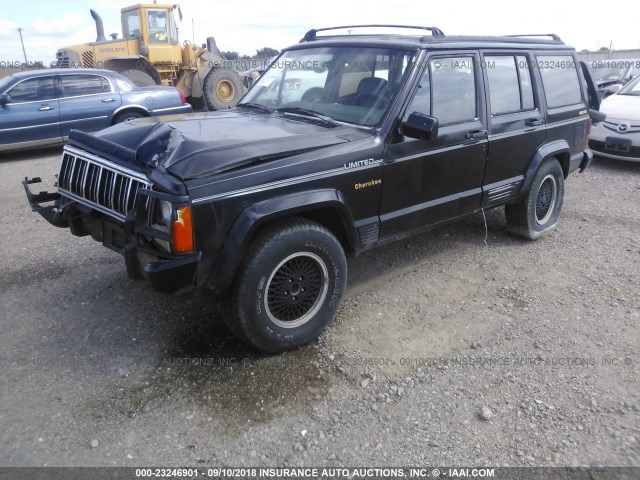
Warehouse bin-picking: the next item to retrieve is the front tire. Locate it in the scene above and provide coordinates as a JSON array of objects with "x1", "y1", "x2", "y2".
[
  {"x1": 505, "y1": 158, "x2": 564, "y2": 240},
  {"x1": 225, "y1": 218, "x2": 347, "y2": 353},
  {"x1": 203, "y1": 68, "x2": 243, "y2": 110}
]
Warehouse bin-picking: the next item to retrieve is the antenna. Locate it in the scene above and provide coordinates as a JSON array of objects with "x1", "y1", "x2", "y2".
[{"x1": 17, "y1": 28, "x2": 28, "y2": 65}]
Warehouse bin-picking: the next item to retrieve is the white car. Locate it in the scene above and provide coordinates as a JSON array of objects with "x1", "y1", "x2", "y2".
[{"x1": 590, "y1": 74, "x2": 640, "y2": 161}]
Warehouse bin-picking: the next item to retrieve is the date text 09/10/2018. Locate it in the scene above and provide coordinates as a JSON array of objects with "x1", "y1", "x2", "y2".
[{"x1": 134, "y1": 467, "x2": 497, "y2": 478}]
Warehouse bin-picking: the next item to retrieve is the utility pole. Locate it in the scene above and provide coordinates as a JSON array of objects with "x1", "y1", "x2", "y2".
[{"x1": 17, "y1": 28, "x2": 28, "y2": 65}]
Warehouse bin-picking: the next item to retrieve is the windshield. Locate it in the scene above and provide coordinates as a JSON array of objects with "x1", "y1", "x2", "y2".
[
  {"x1": 618, "y1": 75, "x2": 640, "y2": 96},
  {"x1": 240, "y1": 46, "x2": 417, "y2": 127},
  {"x1": 122, "y1": 9, "x2": 141, "y2": 38},
  {"x1": 0, "y1": 76, "x2": 16, "y2": 93},
  {"x1": 588, "y1": 60, "x2": 639, "y2": 83},
  {"x1": 592, "y1": 66, "x2": 628, "y2": 82}
]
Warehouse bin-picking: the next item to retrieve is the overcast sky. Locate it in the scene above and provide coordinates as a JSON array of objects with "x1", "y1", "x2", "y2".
[{"x1": 1, "y1": 0, "x2": 638, "y2": 64}]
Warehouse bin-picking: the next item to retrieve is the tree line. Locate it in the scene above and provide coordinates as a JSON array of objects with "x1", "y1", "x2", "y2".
[{"x1": 221, "y1": 47, "x2": 280, "y2": 60}]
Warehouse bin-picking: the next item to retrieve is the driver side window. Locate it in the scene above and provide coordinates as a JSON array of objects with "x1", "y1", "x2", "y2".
[
  {"x1": 405, "y1": 68, "x2": 431, "y2": 118},
  {"x1": 7, "y1": 77, "x2": 55, "y2": 103},
  {"x1": 405, "y1": 56, "x2": 477, "y2": 126}
]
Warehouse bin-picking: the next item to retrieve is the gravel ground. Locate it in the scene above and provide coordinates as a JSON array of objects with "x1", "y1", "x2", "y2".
[{"x1": 0, "y1": 148, "x2": 639, "y2": 468}]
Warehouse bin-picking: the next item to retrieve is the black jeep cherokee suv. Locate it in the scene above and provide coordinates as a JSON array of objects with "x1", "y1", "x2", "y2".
[{"x1": 24, "y1": 25, "x2": 602, "y2": 352}]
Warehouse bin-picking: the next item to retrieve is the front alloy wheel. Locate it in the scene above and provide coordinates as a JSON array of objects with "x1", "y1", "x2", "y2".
[{"x1": 265, "y1": 252, "x2": 329, "y2": 329}]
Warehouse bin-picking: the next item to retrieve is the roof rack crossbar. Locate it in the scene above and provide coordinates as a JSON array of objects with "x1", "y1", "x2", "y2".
[
  {"x1": 301, "y1": 25, "x2": 445, "y2": 42},
  {"x1": 504, "y1": 33, "x2": 563, "y2": 42}
]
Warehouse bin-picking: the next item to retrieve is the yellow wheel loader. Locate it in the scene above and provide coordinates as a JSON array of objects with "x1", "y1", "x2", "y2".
[{"x1": 56, "y1": 3, "x2": 243, "y2": 110}]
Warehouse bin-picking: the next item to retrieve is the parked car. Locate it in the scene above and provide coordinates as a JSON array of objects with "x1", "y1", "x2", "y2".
[
  {"x1": 589, "y1": 74, "x2": 640, "y2": 161},
  {"x1": 588, "y1": 59, "x2": 640, "y2": 100},
  {"x1": 24, "y1": 26, "x2": 601, "y2": 353},
  {"x1": 0, "y1": 68, "x2": 192, "y2": 152}
]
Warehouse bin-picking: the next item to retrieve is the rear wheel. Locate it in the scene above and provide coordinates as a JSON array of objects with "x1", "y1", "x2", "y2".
[
  {"x1": 225, "y1": 218, "x2": 347, "y2": 353},
  {"x1": 203, "y1": 68, "x2": 243, "y2": 110},
  {"x1": 119, "y1": 69, "x2": 157, "y2": 87},
  {"x1": 505, "y1": 158, "x2": 564, "y2": 240},
  {"x1": 113, "y1": 110, "x2": 145, "y2": 124}
]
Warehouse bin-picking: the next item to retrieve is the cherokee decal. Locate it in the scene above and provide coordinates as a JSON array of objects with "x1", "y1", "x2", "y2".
[{"x1": 355, "y1": 179, "x2": 382, "y2": 190}]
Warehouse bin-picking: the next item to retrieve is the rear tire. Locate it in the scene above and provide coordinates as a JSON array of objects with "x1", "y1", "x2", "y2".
[
  {"x1": 505, "y1": 158, "x2": 564, "y2": 240},
  {"x1": 119, "y1": 69, "x2": 157, "y2": 87},
  {"x1": 225, "y1": 218, "x2": 347, "y2": 353},
  {"x1": 113, "y1": 111, "x2": 145, "y2": 124},
  {"x1": 203, "y1": 68, "x2": 243, "y2": 110}
]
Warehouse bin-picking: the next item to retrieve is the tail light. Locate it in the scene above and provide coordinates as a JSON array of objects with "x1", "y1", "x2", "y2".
[{"x1": 176, "y1": 87, "x2": 187, "y2": 104}]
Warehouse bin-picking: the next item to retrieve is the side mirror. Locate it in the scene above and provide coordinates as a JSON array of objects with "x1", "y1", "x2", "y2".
[
  {"x1": 589, "y1": 109, "x2": 606, "y2": 123},
  {"x1": 401, "y1": 112, "x2": 438, "y2": 141},
  {"x1": 0, "y1": 94, "x2": 11, "y2": 106}
]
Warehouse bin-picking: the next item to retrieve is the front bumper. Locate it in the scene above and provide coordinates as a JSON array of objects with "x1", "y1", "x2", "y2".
[
  {"x1": 23, "y1": 177, "x2": 201, "y2": 294},
  {"x1": 589, "y1": 139, "x2": 640, "y2": 161},
  {"x1": 589, "y1": 121, "x2": 640, "y2": 161}
]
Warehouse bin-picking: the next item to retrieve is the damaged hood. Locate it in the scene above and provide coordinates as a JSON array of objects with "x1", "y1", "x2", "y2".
[{"x1": 70, "y1": 111, "x2": 370, "y2": 180}]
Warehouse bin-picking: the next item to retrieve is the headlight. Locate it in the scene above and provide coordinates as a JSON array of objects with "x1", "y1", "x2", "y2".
[{"x1": 153, "y1": 200, "x2": 173, "y2": 228}]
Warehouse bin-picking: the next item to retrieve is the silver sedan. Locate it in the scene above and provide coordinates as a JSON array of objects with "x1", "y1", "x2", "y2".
[{"x1": 589, "y1": 74, "x2": 640, "y2": 162}]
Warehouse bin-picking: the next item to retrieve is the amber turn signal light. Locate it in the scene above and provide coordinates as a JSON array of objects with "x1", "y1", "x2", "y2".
[{"x1": 172, "y1": 206, "x2": 194, "y2": 253}]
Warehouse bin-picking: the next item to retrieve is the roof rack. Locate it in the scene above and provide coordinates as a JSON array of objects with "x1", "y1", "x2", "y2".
[
  {"x1": 301, "y1": 25, "x2": 445, "y2": 42},
  {"x1": 504, "y1": 33, "x2": 563, "y2": 43}
]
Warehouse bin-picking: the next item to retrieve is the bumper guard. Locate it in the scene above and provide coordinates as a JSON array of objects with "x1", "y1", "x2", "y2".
[{"x1": 22, "y1": 177, "x2": 68, "y2": 228}]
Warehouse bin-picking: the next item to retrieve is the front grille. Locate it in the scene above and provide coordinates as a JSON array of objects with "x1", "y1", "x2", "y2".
[
  {"x1": 56, "y1": 57, "x2": 70, "y2": 68},
  {"x1": 602, "y1": 121, "x2": 640, "y2": 134},
  {"x1": 57, "y1": 147, "x2": 150, "y2": 221}
]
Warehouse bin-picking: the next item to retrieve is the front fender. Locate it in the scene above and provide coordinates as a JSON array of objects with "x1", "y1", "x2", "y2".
[{"x1": 204, "y1": 189, "x2": 356, "y2": 292}]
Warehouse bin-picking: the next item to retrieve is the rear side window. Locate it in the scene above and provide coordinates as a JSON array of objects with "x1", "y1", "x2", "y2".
[
  {"x1": 518, "y1": 56, "x2": 535, "y2": 110},
  {"x1": 61, "y1": 75, "x2": 112, "y2": 97},
  {"x1": 485, "y1": 55, "x2": 535, "y2": 115},
  {"x1": 537, "y1": 55, "x2": 582, "y2": 108},
  {"x1": 7, "y1": 77, "x2": 55, "y2": 103}
]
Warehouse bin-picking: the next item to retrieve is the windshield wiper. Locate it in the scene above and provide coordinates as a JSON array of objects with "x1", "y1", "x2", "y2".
[
  {"x1": 236, "y1": 102, "x2": 273, "y2": 113},
  {"x1": 276, "y1": 107, "x2": 338, "y2": 127}
]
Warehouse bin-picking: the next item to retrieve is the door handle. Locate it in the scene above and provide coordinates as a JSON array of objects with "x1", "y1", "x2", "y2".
[
  {"x1": 465, "y1": 130, "x2": 487, "y2": 139},
  {"x1": 38, "y1": 105, "x2": 54, "y2": 111},
  {"x1": 102, "y1": 98, "x2": 116, "y2": 103},
  {"x1": 525, "y1": 118, "x2": 544, "y2": 126}
]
